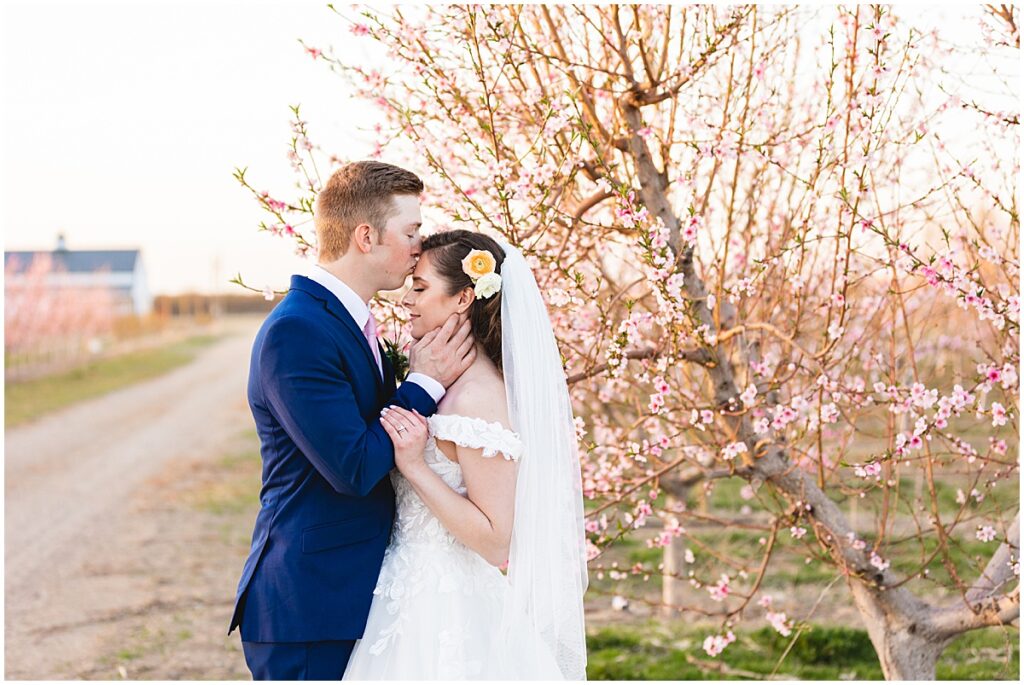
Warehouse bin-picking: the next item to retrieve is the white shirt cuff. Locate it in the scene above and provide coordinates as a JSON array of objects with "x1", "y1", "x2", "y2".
[{"x1": 405, "y1": 373, "x2": 446, "y2": 403}]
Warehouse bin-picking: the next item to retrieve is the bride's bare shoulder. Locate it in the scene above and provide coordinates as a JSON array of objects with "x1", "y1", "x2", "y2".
[{"x1": 438, "y1": 368, "x2": 511, "y2": 430}]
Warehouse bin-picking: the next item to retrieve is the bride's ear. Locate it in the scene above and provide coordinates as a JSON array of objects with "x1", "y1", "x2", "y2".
[{"x1": 455, "y1": 287, "x2": 474, "y2": 314}]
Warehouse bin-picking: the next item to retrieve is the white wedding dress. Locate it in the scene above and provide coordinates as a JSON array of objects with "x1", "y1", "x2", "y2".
[{"x1": 343, "y1": 413, "x2": 564, "y2": 680}]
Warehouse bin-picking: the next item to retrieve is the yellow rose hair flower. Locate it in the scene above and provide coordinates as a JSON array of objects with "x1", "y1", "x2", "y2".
[
  {"x1": 460, "y1": 248, "x2": 501, "y2": 299},
  {"x1": 462, "y1": 249, "x2": 497, "y2": 280}
]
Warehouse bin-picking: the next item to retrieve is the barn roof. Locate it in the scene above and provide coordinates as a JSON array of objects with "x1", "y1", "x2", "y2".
[{"x1": 4, "y1": 249, "x2": 140, "y2": 274}]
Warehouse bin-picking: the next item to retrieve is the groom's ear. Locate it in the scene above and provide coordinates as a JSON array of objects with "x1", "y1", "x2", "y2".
[{"x1": 352, "y1": 223, "x2": 376, "y2": 254}]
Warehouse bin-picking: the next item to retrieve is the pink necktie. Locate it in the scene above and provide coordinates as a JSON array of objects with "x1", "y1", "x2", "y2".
[{"x1": 363, "y1": 314, "x2": 382, "y2": 377}]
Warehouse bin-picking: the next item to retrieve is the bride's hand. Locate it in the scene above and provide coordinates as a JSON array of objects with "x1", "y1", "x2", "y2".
[{"x1": 380, "y1": 406, "x2": 430, "y2": 476}]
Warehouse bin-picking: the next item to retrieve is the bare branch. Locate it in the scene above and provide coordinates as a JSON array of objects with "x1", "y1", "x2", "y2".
[{"x1": 566, "y1": 346, "x2": 711, "y2": 385}]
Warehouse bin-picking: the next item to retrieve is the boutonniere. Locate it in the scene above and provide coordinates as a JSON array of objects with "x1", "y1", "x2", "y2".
[{"x1": 381, "y1": 337, "x2": 409, "y2": 382}]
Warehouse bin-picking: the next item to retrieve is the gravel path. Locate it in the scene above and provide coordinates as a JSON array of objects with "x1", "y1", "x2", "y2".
[{"x1": 4, "y1": 319, "x2": 260, "y2": 679}]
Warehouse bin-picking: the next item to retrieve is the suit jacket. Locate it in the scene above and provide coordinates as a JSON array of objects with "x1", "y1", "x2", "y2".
[{"x1": 229, "y1": 275, "x2": 437, "y2": 642}]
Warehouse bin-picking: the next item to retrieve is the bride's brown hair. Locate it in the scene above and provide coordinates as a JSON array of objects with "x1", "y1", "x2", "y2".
[{"x1": 420, "y1": 230, "x2": 506, "y2": 373}]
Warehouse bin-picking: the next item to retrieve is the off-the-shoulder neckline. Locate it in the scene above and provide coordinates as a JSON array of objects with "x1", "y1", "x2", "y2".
[
  {"x1": 429, "y1": 413, "x2": 518, "y2": 437},
  {"x1": 428, "y1": 413, "x2": 523, "y2": 462}
]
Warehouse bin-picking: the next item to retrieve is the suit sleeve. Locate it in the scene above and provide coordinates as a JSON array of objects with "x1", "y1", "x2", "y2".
[{"x1": 260, "y1": 315, "x2": 437, "y2": 497}]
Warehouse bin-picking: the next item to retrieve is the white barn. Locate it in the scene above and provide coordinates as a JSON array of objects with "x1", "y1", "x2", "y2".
[{"x1": 5, "y1": 235, "x2": 152, "y2": 316}]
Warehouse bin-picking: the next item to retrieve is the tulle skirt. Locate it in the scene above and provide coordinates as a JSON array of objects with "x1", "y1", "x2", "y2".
[{"x1": 343, "y1": 539, "x2": 563, "y2": 680}]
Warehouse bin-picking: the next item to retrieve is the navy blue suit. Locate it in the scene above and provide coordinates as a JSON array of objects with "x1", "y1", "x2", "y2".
[{"x1": 229, "y1": 275, "x2": 437, "y2": 678}]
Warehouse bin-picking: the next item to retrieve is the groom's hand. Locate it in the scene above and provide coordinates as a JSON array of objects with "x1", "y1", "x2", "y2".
[{"x1": 408, "y1": 313, "x2": 475, "y2": 388}]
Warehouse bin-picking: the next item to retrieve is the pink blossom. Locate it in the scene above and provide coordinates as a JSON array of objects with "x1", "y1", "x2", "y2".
[
  {"x1": 991, "y1": 402, "x2": 1007, "y2": 427},
  {"x1": 766, "y1": 610, "x2": 793, "y2": 636},
  {"x1": 854, "y1": 461, "x2": 882, "y2": 479},
  {"x1": 976, "y1": 525, "x2": 998, "y2": 543},
  {"x1": 721, "y1": 441, "x2": 748, "y2": 461},
  {"x1": 708, "y1": 574, "x2": 731, "y2": 601},
  {"x1": 702, "y1": 631, "x2": 736, "y2": 657},
  {"x1": 869, "y1": 553, "x2": 890, "y2": 572}
]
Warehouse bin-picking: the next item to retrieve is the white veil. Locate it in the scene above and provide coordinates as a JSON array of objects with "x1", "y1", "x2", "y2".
[{"x1": 497, "y1": 240, "x2": 589, "y2": 680}]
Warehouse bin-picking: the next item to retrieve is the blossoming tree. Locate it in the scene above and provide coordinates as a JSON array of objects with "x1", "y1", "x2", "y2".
[
  {"x1": 5, "y1": 254, "x2": 116, "y2": 374},
  {"x1": 239, "y1": 4, "x2": 1019, "y2": 679}
]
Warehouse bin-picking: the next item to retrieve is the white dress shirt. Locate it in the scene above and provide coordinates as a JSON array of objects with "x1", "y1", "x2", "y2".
[{"x1": 303, "y1": 264, "x2": 446, "y2": 403}]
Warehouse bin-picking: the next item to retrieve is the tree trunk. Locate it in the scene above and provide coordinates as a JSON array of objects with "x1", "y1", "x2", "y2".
[
  {"x1": 662, "y1": 494, "x2": 687, "y2": 616},
  {"x1": 848, "y1": 581, "x2": 953, "y2": 679}
]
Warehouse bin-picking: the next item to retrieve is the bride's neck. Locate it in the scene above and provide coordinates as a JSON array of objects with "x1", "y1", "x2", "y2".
[{"x1": 458, "y1": 344, "x2": 500, "y2": 381}]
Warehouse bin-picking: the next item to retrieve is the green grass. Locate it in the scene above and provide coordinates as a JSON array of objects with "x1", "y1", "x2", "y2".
[
  {"x1": 887, "y1": 533, "x2": 1001, "y2": 586},
  {"x1": 596, "y1": 529, "x2": 1007, "y2": 606},
  {"x1": 938, "y1": 627, "x2": 1021, "y2": 680},
  {"x1": 689, "y1": 472, "x2": 1016, "y2": 519},
  {"x1": 586, "y1": 621, "x2": 1019, "y2": 680},
  {"x1": 5, "y1": 334, "x2": 220, "y2": 428}
]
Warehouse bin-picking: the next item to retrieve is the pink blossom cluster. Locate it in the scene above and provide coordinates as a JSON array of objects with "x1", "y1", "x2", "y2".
[
  {"x1": 720, "y1": 441, "x2": 748, "y2": 462},
  {"x1": 648, "y1": 375, "x2": 671, "y2": 415},
  {"x1": 647, "y1": 517, "x2": 685, "y2": 549},
  {"x1": 707, "y1": 573, "x2": 731, "y2": 601},
  {"x1": 853, "y1": 461, "x2": 883, "y2": 480},
  {"x1": 766, "y1": 610, "x2": 793, "y2": 637},
  {"x1": 702, "y1": 630, "x2": 736, "y2": 657}
]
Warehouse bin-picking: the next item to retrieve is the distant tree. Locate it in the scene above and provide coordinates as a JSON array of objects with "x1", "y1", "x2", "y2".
[{"x1": 5, "y1": 254, "x2": 116, "y2": 368}]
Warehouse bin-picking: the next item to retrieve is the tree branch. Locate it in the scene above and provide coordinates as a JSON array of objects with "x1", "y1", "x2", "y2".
[
  {"x1": 927, "y1": 514, "x2": 1021, "y2": 638},
  {"x1": 566, "y1": 346, "x2": 711, "y2": 385},
  {"x1": 930, "y1": 587, "x2": 1020, "y2": 637}
]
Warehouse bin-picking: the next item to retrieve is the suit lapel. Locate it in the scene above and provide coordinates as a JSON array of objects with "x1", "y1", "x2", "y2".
[{"x1": 290, "y1": 275, "x2": 383, "y2": 389}]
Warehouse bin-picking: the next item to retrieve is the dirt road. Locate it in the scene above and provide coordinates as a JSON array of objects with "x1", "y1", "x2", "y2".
[{"x1": 5, "y1": 318, "x2": 261, "y2": 679}]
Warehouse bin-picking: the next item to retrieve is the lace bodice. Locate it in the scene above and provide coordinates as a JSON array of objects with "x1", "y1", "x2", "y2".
[{"x1": 389, "y1": 413, "x2": 522, "y2": 549}]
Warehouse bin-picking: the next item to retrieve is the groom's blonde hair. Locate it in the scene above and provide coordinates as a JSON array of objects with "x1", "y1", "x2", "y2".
[{"x1": 314, "y1": 161, "x2": 424, "y2": 261}]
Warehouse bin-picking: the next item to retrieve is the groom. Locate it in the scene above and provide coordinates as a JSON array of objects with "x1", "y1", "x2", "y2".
[{"x1": 228, "y1": 161, "x2": 475, "y2": 679}]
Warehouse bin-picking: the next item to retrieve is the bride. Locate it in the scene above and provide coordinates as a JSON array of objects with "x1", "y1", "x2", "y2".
[{"x1": 343, "y1": 230, "x2": 588, "y2": 680}]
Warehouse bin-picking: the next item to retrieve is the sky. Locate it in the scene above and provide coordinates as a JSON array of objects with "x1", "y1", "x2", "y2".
[
  {"x1": 2, "y1": 1, "x2": 381, "y2": 295},
  {"x1": 2, "y1": 3, "x2": 1014, "y2": 295}
]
